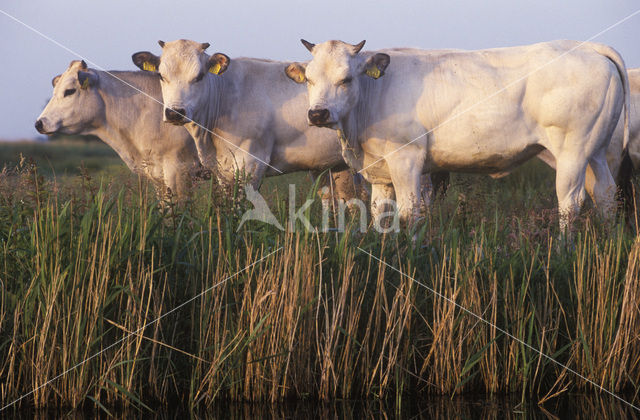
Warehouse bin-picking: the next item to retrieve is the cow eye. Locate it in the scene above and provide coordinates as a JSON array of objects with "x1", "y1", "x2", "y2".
[
  {"x1": 158, "y1": 73, "x2": 165, "y2": 82},
  {"x1": 339, "y1": 77, "x2": 353, "y2": 85},
  {"x1": 306, "y1": 78, "x2": 315, "y2": 86},
  {"x1": 193, "y1": 72, "x2": 205, "y2": 83},
  {"x1": 64, "y1": 88, "x2": 76, "y2": 97}
]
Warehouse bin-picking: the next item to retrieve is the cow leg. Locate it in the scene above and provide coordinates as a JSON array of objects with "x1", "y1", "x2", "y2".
[
  {"x1": 581, "y1": 164, "x2": 597, "y2": 206},
  {"x1": 186, "y1": 124, "x2": 217, "y2": 170},
  {"x1": 246, "y1": 160, "x2": 267, "y2": 190},
  {"x1": 319, "y1": 170, "x2": 370, "y2": 204},
  {"x1": 539, "y1": 145, "x2": 612, "y2": 210},
  {"x1": 586, "y1": 149, "x2": 617, "y2": 220},
  {"x1": 371, "y1": 183, "x2": 395, "y2": 225},
  {"x1": 251, "y1": 168, "x2": 265, "y2": 190},
  {"x1": 430, "y1": 171, "x2": 450, "y2": 199},
  {"x1": 312, "y1": 171, "x2": 331, "y2": 205},
  {"x1": 164, "y1": 171, "x2": 179, "y2": 201},
  {"x1": 376, "y1": 145, "x2": 424, "y2": 226},
  {"x1": 172, "y1": 165, "x2": 196, "y2": 201},
  {"x1": 330, "y1": 169, "x2": 357, "y2": 203},
  {"x1": 329, "y1": 170, "x2": 346, "y2": 202},
  {"x1": 555, "y1": 156, "x2": 588, "y2": 234},
  {"x1": 313, "y1": 169, "x2": 354, "y2": 213},
  {"x1": 160, "y1": 160, "x2": 182, "y2": 201},
  {"x1": 389, "y1": 167, "x2": 422, "y2": 226},
  {"x1": 419, "y1": 174, "x2": 437, "y2": 211},
  {"x1": 353, "y1": 172, "x2": 371, "y2": 202}
]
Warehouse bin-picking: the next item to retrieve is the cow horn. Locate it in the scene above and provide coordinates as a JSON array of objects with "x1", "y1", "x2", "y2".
[
  {"x1": 301, "y1": 39, "x2": 315, "y2": 53},
  {"x1": 352, "y1": 40, "x2": 366, "y2": 54}
]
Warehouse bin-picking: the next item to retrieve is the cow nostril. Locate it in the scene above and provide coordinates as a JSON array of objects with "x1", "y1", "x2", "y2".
[
  {"x1": 165, "y1": 108, "x2": 185, "y2": 122},
  {"x1": 308, "y1": 109, "x2": 330, "y2": 124},
  {"x1": 35, "y1": 119, "x2": 44, "y2": 133}
]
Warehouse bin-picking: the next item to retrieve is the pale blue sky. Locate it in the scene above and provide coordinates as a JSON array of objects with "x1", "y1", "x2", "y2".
[{"x1": 0, "y1": 0, "x2": 638, "y2": 139}]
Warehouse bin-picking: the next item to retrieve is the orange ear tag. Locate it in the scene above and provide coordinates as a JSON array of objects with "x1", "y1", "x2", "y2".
[
  {"x1": 209, "y1": 63, "x2": 222, "y2": 75},
  {"x1": 366, "y1": 65, "x2": 381, "y2": 79},
  {"x1": 142, "y1": 62, "x2": 156, "y2": 72}
]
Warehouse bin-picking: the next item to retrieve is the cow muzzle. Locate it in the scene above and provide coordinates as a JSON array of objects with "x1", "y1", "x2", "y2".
[
  {"x1": 35, "y1": 118, "x2": 56, "y2": 135},
  {"x1": 164, "y1": 107, "x2": 187, "y2": 125},
  {"x1": 308, "y1": 108, "x2": 332, "y2": 127},
  {"x1": 35, "y1": 119, "x2": 46, "y2": 134}
]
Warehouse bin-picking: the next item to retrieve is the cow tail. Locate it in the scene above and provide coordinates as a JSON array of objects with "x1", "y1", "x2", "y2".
[
  {"x1": 617, "y1": 148, "x2": 634, "y2": 217},
  {"x1": 591, "y1": 43, "x2": 633, "y2": 211}
]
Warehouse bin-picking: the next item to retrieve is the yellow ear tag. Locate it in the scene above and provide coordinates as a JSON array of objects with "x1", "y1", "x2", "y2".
[
  {"x1": 81, "y1": 77, "x2": 90, "y2": 89},
  {"x1": 366, "y1": 65, "x2": 381, "y2": 79},
  {"x1": 142, "y1": 62, "x2": 156, "y2": 72},
  {"x1": 296, "y1": 72, "x2": 305, "y2": 83},
  {"x1": 209, "y1": 63, "x2": 222, "y2": 75}
]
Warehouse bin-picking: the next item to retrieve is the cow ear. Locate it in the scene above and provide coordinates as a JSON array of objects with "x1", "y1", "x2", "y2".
[
  {"x1": 285, "y1": 62, "x2": 306, "y2": 84},
  {"x1": 132, "y1": 51, "x2": 160, "y2": 72},
  {"x1": 208, "y1": 53, "x2": 230, "y2": 75},
  {"x1": 77, "y1": 70, "x2": 98, "y2": 89},
  {"x1": 52, "y1": 75, "x2": 62, "y2": 87},
  {"x1": 362, "y1": 53, "x2": 390, "y2": 79}
]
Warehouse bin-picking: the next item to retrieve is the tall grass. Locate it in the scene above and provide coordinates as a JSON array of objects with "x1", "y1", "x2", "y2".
[{"x1": 0, "y1": 158, "x2": 640, "y2": 413}]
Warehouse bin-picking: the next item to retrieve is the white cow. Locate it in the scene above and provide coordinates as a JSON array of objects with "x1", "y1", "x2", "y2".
[
  {"x1": 589, "y1": 68, "x2": 639, "y2": 181},
  {"x1": 131, "y1": 40, "x2": 364, "y2": 203},
  {"x1": 626, "y1": 69, "x2": 640, "y2": 171},
  {"x1": 36, "y1": 60, "x2": 205, "y2": 200},
  {"x1": 286, "y1": 40, "x2": 629, "y2": 232},
  {"x1": 537, "y1": 68, "x2": 640, "y2": 195}
]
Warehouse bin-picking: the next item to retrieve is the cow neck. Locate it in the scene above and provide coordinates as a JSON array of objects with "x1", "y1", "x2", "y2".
[
  {"x1": 182, "y1": 73, "x2": 227, "y2": 173},
  {"x1": 198, "y1": 72, "x2": 226, "y2": 135},
  {"x1": 90, "y1": 70, "x2": 157, "y2": 172},
  {"x1": 338, "y1": 74, "x2": 378, "y2": 174},
  {"x1": 336, "y1": 125, "x2": 363, "y2": 173}
]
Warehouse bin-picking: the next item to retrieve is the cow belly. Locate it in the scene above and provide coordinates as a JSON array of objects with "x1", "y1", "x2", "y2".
[{"x1": 426, "y1": 142, "x2": 545, "y2": 173}]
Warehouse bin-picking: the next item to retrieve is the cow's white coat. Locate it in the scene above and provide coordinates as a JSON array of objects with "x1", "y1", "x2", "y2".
[
  {"x1": 136, "y1": 40, "x2": 352, "y2": 195},
  {"x1": 37, "y1": 60, "x2": 203, "y2": 199},
  {"x1": 290, "y1": 40, "x2": 629, "y2": 232}
]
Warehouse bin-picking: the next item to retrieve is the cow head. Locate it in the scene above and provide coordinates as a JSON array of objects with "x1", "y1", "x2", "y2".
[
  {"x1": 35, "y1": 60, "x2": 101, "y2": 135},
  {"x1": 132, "y1": 39, "x2": 229, "y2": 125},
  {"x1": 285, "y1": 39, "x2": 390, "y2": 128}
]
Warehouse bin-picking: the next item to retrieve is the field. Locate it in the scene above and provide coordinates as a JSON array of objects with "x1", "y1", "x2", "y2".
[{"x1": 1, "y1": 139, "x2": 640, "y2": 416}]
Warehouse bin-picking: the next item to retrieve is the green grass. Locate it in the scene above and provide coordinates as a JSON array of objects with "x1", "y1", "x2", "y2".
[
  {"x1": 1, "y1": 140, "x2": 640, "y2": 414},
  {"x1": 0, "y1": 138, "x2": 125, "y2": 178},
  {"x1": 0, "y1": 139, "x2": 312, "y2": 200}
]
